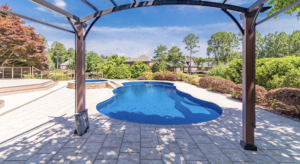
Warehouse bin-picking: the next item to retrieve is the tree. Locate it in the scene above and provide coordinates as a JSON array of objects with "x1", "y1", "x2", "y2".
[
  {"x1": 256, "y1": 31, "x2": 266, "y2": 59},
  {"x1": 183, "y1": 33, "x2": 200, "y2": 74},
  {"x1": 205, "y1": 57, "x2": 214, "y2": 68},
  {"x1": 48, "y1": 41, "x2": 66, "y2": 69},
  {"x1": 0, "y1": 4, "x2": 48, "y2": 69},
  {"x1": 100, "y1": 54, "x2": 108, "y2": 59},
  {"x1": 264, "y1": 32, "x2": 290, "y2": 58},
  {"x1": 86, "y1": 51, "x2": 104, "y2": 71},
  {"x1": 130, "y1": 61, "x2": 150, "y2": 78},
  {"x1": 193, "y1": 57, "x2": 205, "y2": 67},
  {"x1": 66, "y1": 48, "x2": 75, "y2": 60},
  {"x1": 153, "y1": 45, "x2": 168, "y2": 71},
  {"x1": 96, "y1": 54, "x2": 131, "y2": 79},
  {"x1": 268, "y1": 0, "x2": 300, "y2": 19},
  {"x1": 207, "y1": 32, "x2": 240, "y2": 64},
  {"x1": 168, "y1": 46, "x2": 185, "y2": 69},
  {"x1": 289, "y1": 30, "x2": 300, "y2": 56},
  {"x1": 67, "y1": 58, "x2": 75, "y2": 70}
]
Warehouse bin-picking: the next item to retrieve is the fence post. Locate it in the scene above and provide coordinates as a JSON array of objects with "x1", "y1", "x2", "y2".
[
  {"x1": 102, "y1": 70, "x2": 103, "y2": 79},
  {"x1": 21, "y1": 67, "x2": 23, "y2": 78},
  {"x1": 41, "y1": 71, "x2": 42, "y2": 79},
  {"x1": 55, "y1": 71, "x2": 57, "y2": 81},
  {"x1": 31, "y1": 66, "x2": 33, "y2": 79},
  {"x1": 12, "y1": 67, "x2": 13, "y2": 79},
  {"x1": 2, "y1": 67, "x2": 4, "y2": 79}
]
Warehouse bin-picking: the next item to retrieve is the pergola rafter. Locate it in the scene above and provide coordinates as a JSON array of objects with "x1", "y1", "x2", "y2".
[
  {"x1": 110, "y1": 0, "x2": 118, "y2": 7},
  {"x1": 0, "y1": 8, "x2": 75, "y2": 33},
  {"x1": 29, "y1": 0, "x2": 80, "y2": 22},
  {"x1": 80, "y1": 1, "x2": 271, "y2": 22},
  {"x1": 1, "y1": 0, "x2": 300, "y2": 151},
  {"x1": 81, "y1": 0, "x2": 99, "y2": 12}
]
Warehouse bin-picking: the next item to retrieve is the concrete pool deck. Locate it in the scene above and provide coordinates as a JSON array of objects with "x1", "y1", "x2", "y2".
[{"x1": 0, "y1": 80, "x2": 300, "y2": 164}]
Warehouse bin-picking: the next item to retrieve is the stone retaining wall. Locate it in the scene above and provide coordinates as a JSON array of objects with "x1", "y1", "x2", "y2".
[{"x1": 68, "y1": 82, "x2": 114, "y2": 89}]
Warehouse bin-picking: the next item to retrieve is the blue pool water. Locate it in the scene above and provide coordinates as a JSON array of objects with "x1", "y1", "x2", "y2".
[
  {"x1": 75, "y1": 79, "x2": 107, "y2": 83},
  {"x1": 96, "y1": 82, "x2": 222, "y2": 125}
]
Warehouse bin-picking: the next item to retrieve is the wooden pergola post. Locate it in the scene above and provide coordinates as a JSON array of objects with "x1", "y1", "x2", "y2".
[
  {"x1": 74, "y1": 22, "x2": 89, "y2": 136},
  {"x1": 240, "y1": 12, "x2": 257, "y2": 151},
  {"x1": 75, "y1": 23, "x2": 86, "y2": 114}
]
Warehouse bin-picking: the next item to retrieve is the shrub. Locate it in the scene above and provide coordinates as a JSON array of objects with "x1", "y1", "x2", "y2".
[
  {"x1": 136, "y1": 76, "x2": 145, "y2": 80},
  {"x1": 231, "y1": 90, "x2": 237, "y2": 98},
  {"x1": 191, "y1": 77, "x2": 201, "y2": 86},
  {"x1": 130, "y1": 61, "x2": 150, "y2": 78},
  {"x1": 201, "y1": 67, "x2": 206, "y2": 71},
  {"x1": 265, "y1": 88, "x2": 300, "y2": 117},
  {"x1": 211, "y1": 79, "x2": 236, "y2": 94},
  {"x1": 163, "y1": 71, "x2": 173, "y2": 75},
  {"x1": 207, "y1": 63, "x2": 228, "y2": 78},
  {"x1": 198, "y1": 76, "x2": 216, "y2": 88},
  {"x1": 185, "y1": 75, "x2": 198, "y2": 83},
  {"x1": 176, "y1": 73, "x2": 188, "y2": 81},
  {"x1": 266, "y1": 68, "x2": 300, "y2": 89},
  {"x1": 105, "y1": 64, "x2": 131, "y2": 79},
  {"x1": 165, "y1": 74, "x2": 177, "y2": 81},
  {"x1": 233, "y1": 84, "x2": 268, "y2": 104},
  {"x1": 154, "y1": 73, "x2": 165, "y2": 80},
  {"x1": 143, "y1": 72, "x2": 153, "y2": 80},
  {"x1": 224, "y1": 56, "x2": 300, "y2": 90}
]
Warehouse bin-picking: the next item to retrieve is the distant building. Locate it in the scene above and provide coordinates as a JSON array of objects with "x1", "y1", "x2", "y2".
[
  {"x1": 169, "y1": 57, "x2": 213, "y2": 73},
  {"x1": 60, "y1": 60, "x2": 69, "y2": 70},
  {"x1": 124, "y1": 55, "x2": 155, "y2": 66}
]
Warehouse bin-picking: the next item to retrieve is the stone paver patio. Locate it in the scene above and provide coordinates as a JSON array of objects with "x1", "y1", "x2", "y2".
[{"x1": 1, "y1": 81, "x2": 300, "y2": 164}]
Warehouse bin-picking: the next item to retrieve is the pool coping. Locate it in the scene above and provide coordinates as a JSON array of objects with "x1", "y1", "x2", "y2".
[{"x1": 88, "y1": 80, "x2": 232, "y2": 126}]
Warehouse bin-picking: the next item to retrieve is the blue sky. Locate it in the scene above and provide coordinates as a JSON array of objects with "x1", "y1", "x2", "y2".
[{"x1": 3, "y1": 0, "x2": 300, "y2": 58}]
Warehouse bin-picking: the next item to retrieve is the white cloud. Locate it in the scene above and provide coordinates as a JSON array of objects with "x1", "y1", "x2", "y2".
[
  {"x1": 54, "y1": 0, "x2": 67, "y2": 9},
  {"x1": 35, "y1": 0, "x2": 67, "y2": 18},
  {"x1": 24, "y1": 12, "x2": 300, "y2": 59},
  {"x1": 257, "y1": 15, "x2": 300, "y2": 35},
  {"x1": 36, "y1": 6, "x2": 47, "y2": 12}
]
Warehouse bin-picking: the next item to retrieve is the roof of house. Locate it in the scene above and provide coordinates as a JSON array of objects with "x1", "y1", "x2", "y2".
[
  {"x1": 185, "y1": 57, "x2": 195, "y2": 62},
  {"x1": 60, "y1": 60, "x2": 69, "y2": 66},
  {"x1": 125, "y1": 55, "x2": 153, "y2": 62}
]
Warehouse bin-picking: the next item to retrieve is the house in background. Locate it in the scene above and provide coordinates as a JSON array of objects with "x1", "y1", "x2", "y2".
[
  {"x1": 60, "y1": 60, "x2": 69, "y2": 70},
  {"x1": 171, "y1": 57, "x2": 213, "y2": 73},
  {"x1": 124, "y1": 55, "x2": 155, "y2": 66}
]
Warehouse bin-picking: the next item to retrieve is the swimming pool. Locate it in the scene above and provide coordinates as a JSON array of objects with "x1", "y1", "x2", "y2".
[
  {"x1": 96, "y1": 82, "x2": 222, "y2": 125},
  {"x1": 84, "y1": 79, "x2": 107, "y2": 83}
]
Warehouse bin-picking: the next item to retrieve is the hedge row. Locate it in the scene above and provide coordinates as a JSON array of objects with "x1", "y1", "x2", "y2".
[
  {"x1": 142, "y1": 72, "x2": 197, "y2": 82},
  {"x1": 198, "y1": 76, "x2": 300, "y2": 117},
  {"x1": 223, "y1": 56, "x2": 300, "y2": 90}
]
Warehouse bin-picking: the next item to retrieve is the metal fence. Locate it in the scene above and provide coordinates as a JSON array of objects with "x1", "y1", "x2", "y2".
[{"x1": 0, "y1": 67, "x2": 103, "y2": 81}]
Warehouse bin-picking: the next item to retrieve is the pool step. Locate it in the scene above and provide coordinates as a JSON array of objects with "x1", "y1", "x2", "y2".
[{"x1": 109, "y1": 81, "x2": 123, "y2": 88}]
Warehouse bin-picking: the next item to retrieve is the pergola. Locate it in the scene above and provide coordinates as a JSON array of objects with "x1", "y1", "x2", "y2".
[{"x1": 1, "y1": 0, "x2": 299, "y2": 151}]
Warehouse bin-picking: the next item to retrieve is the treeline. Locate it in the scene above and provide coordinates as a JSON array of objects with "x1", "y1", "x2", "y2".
[
  {"x1": 206, "y1": 31, "x2": 300, "y2": 65},
  {"x1": 256, "y1": 31, "x2": 300, "y2": 58},
  {"x1": 46, "y1": 41, "x2": 108, "y2": 71}
]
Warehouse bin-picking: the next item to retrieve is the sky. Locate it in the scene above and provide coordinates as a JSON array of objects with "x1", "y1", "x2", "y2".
[{"x1": 2, "y1": 0, "x2": 300, "y2": 58}]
